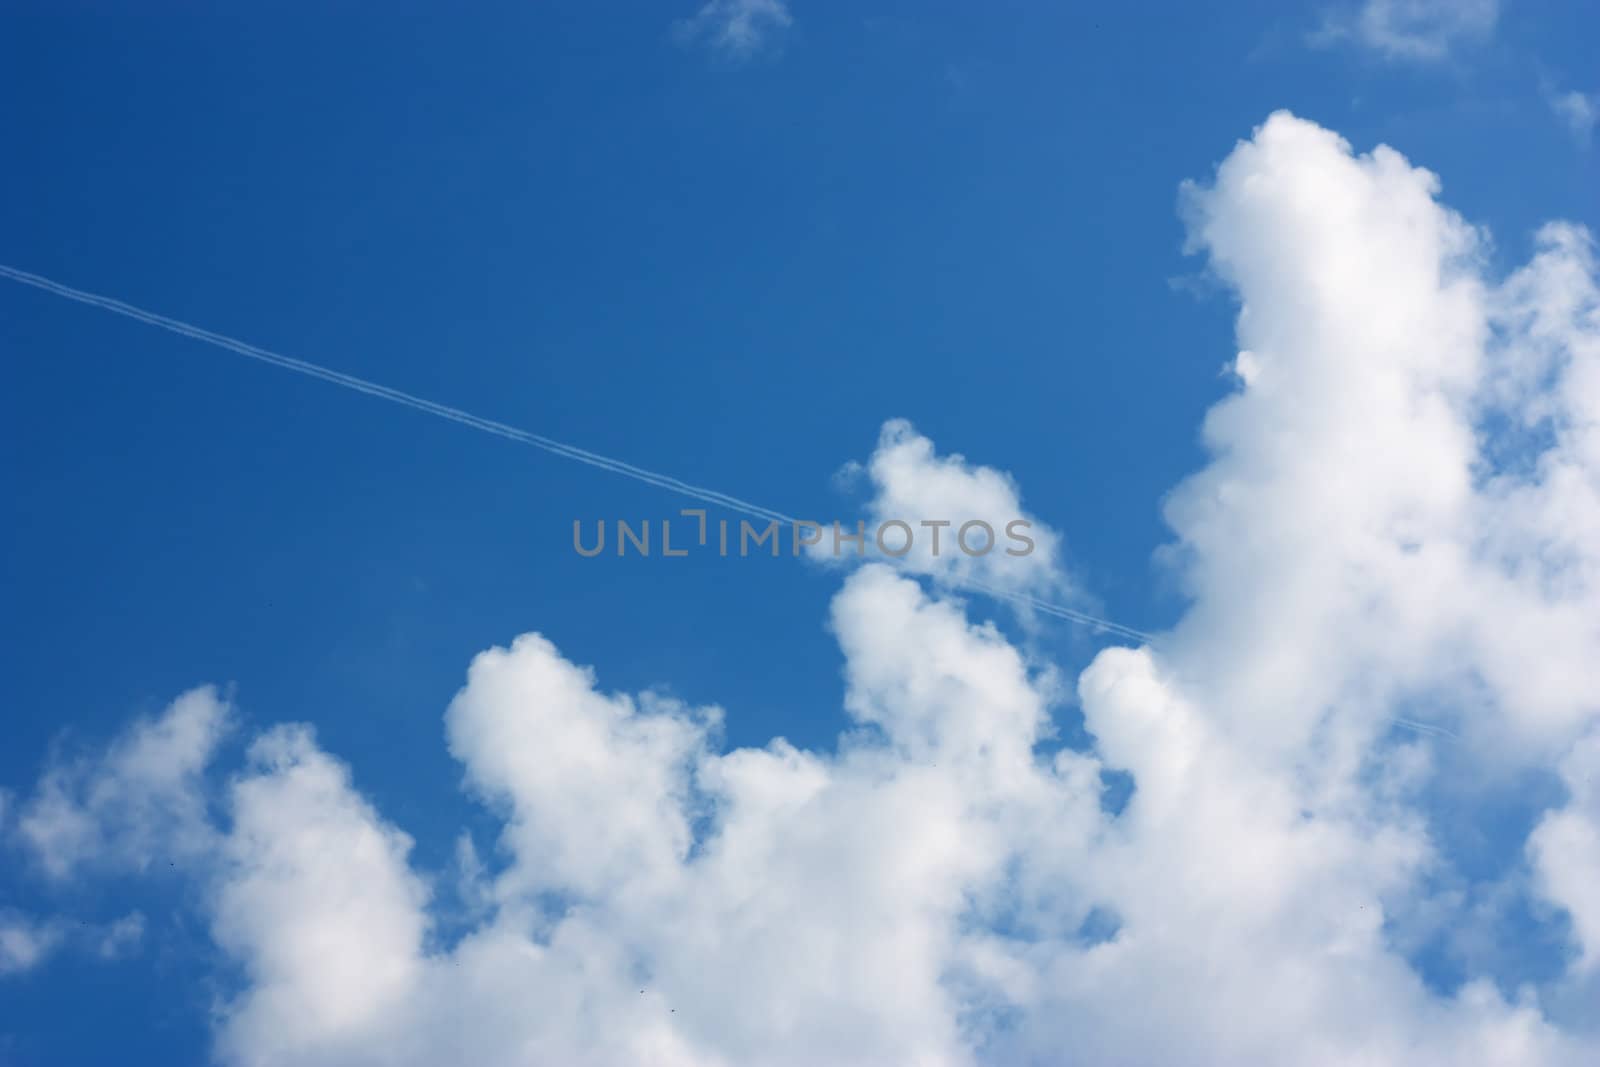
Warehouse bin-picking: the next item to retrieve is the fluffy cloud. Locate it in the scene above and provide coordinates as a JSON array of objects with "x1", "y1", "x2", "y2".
[
  {"x1": 13, "y1": 686, "x2": 230, "y2": 879},
  {"x1": 1318, "y1": 0, "x2": 1499, "y2": 60},
  {"x1": 211, "y1": 727, "x2": 431, "y2": 1065},
  {"x1": 1529, "y1": 730, "x2": 1600, "y2": 973},
  {"x1": 6, "y1": 111, "x2": 1600, "y2": 1064},
  {"x1": 1167, "y1": 116, "x2": 1600, "y2": 763},
  {"x1": 821, "y1": 418, "x2": 1079, "y2": 618}
]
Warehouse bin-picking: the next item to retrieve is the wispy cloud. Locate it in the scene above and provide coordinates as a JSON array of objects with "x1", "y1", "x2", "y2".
[
  {"x1": 1314, "y1": 0, "x2": 1499, "y2": 61},
  {"x1": 0, "y1": 912, "x2": 65, "y2": 977},
  {"x1": 0, "y1": 910, "x2": 145, "y2": 977},
  {"x1": 674, "y1": 0, "x2": 793, "y2": 62},
  {"x1": 1548, "y1": 86, "x2": 1598, "y2": 145}
]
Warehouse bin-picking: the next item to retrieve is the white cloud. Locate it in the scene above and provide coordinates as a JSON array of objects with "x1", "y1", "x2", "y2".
[
  {"x1": 0, "y1": 912, "x2": 65, "y2": 977},
  {"x1": 0, "y1": 910, "x2": 146, "y2": 976},
  {"x1": 445, "y1": 635, "x2": 716, "y2": 901},
  {"x1": 95, "y1": 911, "x2": 146, "y2": 960},
  {"x1": 12, "y1": 686, "x2": 230, "y2": 879},
  {"x1": 1169, "y1": 114, "x2": 1600, "y2": 760},
  {"x1": 7, "y1": 112, "x2": 1600, "y2": 1065},
  {"x1": 675, "y1": 0, "x2": 793, "y2": 61},
  {"x1": 1529, "y1": 730, "x2": 1600, "y2": 973},
  {"x1": 211, "y1": 727, "x2": 431, "y2": 1064},
  {"x1": 1317, "y1": 0, "x2": 1499, "y2": 61},
  {"x1": 1549, "y1": 89, "x2": 1598, "y2": 146},
  {"x1": 817, "y1": 419, "x2": 1074, "y2": 610},
  {"x1": 207, "y1": 567, "x2": 1102, "y2": 1067}
]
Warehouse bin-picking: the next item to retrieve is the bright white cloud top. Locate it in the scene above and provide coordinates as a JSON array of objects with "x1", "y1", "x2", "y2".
[{"x1": 7, "y1": 112, "x2": 1600, "y2": 1065}]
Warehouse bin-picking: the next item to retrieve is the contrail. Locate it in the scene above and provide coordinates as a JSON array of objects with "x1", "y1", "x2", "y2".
[
  {"x1": 0, "y1": 263, "x2": 1153, "y2": 643},
  {"x1": 0, "y1": 265, "x2": 793, "y2": 528},
  {"x1": 1390, "y1": 717, "x2": 1460, "y2": 742}
]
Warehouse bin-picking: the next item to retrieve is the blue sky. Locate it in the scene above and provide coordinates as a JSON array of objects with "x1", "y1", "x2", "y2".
[{"x1": 3, "y1": 3, "x2": 1600, "y2": 1065}]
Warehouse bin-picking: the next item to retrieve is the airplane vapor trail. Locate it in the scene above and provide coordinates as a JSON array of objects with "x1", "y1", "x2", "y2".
[{"x1": 0, "y1": 263, "x2": 1153, "y2": 644}]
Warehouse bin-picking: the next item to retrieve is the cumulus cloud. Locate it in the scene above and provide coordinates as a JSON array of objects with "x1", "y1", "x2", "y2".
[
  {"x1": 1530, "y1": 730, "x2": 1600, "y2": 973},
  {"x1": 12, "y1": 686, "x2": 230, "y2": 879},
  {"x1": 221, "y1": 567, "x2": 1102, "y2": 1067},
  {"x1": 1169, "y1": 116, "x2": 1600, "y2": 761},
  {"x1": 675, "y1": 0, "x2": 793, "y2": 61},
  {"x1": 6, "y1": 111, "x2": 1600, "y2": 1064},
  {"x1": 212, "y1": 727, "x2": 431, "y2": 1064},
  {"x1": 819, "y1": 418, "x2": 1072, "y2": 609},
  {"x1": 1316, "y1": 0, "x2": 1499, "y2": 60}
]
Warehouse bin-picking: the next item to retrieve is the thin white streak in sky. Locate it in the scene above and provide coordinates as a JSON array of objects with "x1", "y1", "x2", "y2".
[
  {"x1": 1390, "y1": 717, "x2": 1461, "y2": 741},
  {"x1": 0, "y1": 263, "x2": 1154, "y2": 644}
]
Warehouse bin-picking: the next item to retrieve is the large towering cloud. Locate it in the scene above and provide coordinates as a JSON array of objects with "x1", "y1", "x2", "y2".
[{"x1": 5, "y1": 112, "x2": 1599, "y2": 1065}]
